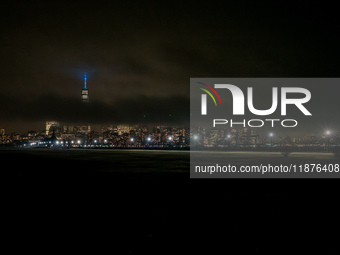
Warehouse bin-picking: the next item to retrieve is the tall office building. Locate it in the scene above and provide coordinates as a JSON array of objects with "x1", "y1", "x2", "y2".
[
  {"x1": 81, "y1": 73, "x2": 89, "y2": 103},
  {"x1": 46, "y1": 121, "x2": 60, "y2": 135}
]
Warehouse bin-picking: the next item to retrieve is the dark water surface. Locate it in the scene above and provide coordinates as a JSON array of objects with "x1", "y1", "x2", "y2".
[{"x1": 2, "y1": 149, "x2": 339, "y2": 253}]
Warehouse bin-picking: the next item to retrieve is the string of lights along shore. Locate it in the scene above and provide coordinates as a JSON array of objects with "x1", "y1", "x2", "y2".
[{"x1": 81, "y1": 73, "x2": 89, "y2": 103}]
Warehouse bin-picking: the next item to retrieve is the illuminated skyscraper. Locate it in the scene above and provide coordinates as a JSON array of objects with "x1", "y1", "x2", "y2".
[
  {"x1": 46, "y1": 121, "x2": 60, "y2": 135},
  {"x1": 81, "y1": 73, "x2": 89, "y2": 103}
]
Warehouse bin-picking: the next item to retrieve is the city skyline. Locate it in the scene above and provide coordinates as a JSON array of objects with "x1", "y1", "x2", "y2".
[{"x1": 1, "y1": 120, "x2": 338, "y2": 149}]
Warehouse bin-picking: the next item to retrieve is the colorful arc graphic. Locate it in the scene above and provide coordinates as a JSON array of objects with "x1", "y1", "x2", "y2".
[
  {"x1": 197, "y1": 87, "x2": 217, "y2": 106},
  {"x1": 196, "y1": 82, "x2": 222, "y2": 106}
]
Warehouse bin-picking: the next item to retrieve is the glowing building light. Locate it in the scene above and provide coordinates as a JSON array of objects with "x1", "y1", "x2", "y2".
[
  {"x1": 84, "y1": 72, "x2": 87, "y2": 89},
  {"x1": 82, "y1": 72, "x2": 89, "y2": 103}
]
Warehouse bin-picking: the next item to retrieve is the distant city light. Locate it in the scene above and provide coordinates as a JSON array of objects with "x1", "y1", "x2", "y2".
[{"x1": 3, "y1": 124, "x2": 339, "y2": 150}]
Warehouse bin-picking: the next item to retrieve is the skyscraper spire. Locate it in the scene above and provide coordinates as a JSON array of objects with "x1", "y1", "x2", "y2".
[{"x1": 81, "y1": 72, "x2": 89, "y2": 103}]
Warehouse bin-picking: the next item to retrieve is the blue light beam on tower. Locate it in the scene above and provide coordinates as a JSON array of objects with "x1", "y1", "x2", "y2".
[{"x1": 84, "y1": 72, "x2": 87, "y2": 89}]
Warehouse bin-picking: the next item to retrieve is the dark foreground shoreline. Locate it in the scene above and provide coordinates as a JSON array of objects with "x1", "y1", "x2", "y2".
[{"x1": 3, "y1": 148, "x2": 339, "y2": 253}]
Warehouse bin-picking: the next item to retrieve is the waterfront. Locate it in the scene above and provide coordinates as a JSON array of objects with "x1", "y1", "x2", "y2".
[
  {"x1": 3, "y1": 148, "x2": 340, "y2": 253},
  {"x1": 2, "y1": 148, "x2": 189, "y2": 176}
]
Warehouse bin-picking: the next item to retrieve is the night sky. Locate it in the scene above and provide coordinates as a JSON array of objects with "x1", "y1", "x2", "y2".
[{"x1": 1, "y1": 1, "x2": 340, "y2": 133}]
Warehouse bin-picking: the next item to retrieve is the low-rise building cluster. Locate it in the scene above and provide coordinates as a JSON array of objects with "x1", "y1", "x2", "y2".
[{"x1": 0, "y1": 123, "x2": 339, "y2": 149}]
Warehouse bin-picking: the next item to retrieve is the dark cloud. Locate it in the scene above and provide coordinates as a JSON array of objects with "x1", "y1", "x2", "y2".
[
  {"x1": 1, "y1": 1, "x2": 340, "y2": 132},
  {"x1": 0, "y1": 93, "x2": 189, "y2": 127}
]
